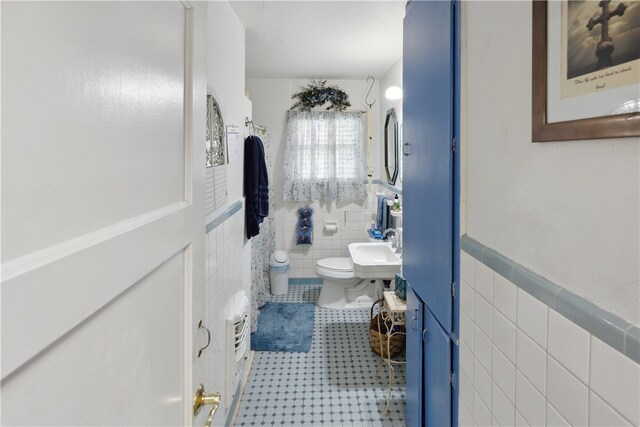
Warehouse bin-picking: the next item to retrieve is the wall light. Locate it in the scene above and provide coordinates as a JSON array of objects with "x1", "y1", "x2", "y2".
[{"x1": 385, "y1": 86, "x2": 403, "y2": 100}]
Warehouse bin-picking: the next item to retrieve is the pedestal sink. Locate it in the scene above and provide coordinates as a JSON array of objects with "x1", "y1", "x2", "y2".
[{"x1": 348, "y1": 242, "x2": 401, "y2": 279}]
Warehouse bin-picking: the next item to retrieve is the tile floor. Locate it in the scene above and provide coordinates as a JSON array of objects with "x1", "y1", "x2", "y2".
[{"x1": 235, "y1": 285, "x2": 406, "y2": 427}]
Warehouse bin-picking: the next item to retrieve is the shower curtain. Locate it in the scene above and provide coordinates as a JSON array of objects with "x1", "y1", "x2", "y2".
[{"x1": 250, "y1": 128, "x2": 276, "y2": 332}]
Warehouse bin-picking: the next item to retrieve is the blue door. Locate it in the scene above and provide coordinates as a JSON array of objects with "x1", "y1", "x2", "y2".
[
  {"x1": 406, "y1": 286, "x2": 424, "y2": 427},
  {"x1": 403, "y1": 0, "x2": 456, "y2": 332}
]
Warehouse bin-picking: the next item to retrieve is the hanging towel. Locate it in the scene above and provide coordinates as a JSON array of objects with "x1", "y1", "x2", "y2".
[
  {"x1": 296, "y1": 207, "x2": 313, "y2": 245},
  {"x1": 298, "y1": 217, "x2": 313, "y2": 228},
  {"x1": 297, "y1": 226, "x2": 313, "y2": 245},
  {"x1": 382, "y1": 202, "x2": 390, "y2": 232},
  {"x1": 244, "y1": 135, "x2": 269, "y2": 239},
  {"x1": 376, "y1": 194, "x2": 388, "y2": 231},
  {"x1": 298, "y1": 207, "x2": 313, "y2": 218}
]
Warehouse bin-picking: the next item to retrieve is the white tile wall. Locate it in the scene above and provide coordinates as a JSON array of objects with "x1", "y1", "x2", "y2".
[
  {"x1": 492, "y1": 381, "x2": 515, "y2": 427},
  {"x1": 590, "y1": 337, "x2": 640, "y2": 425},
  {"x1": 546, "y1": 402, "x2": 571, "y2": 427},
  {"x1": 515, "y1": 369, "x2": 546, "y2": 426},
  {"x1": 492, "y1": 344, "x2": 516, "y2": 403},
  {"x1": 589, "y1": 392, "x2": 632, "y2": 427},
  {"x1": 461, "y1": 251, "x2": 475, "y2": 285},
  {"x1": 460, "y1": 396, "x2": 474, "y2": 427},
  {"x1": 474, "y1": 357, "x2": 492, "y2": 408},
  {"x1": 474, "y1": 390, "x2": 492, "y2": 426},
  {"x1": 203, "y1": 208, "x2": 246, "y2": 424},
  {"x1": 493, "y1": 309, "x2": 516, "y2": 363},
  {"x1": 474, "y1": 262, "x2": 493, "y2": 302},
  {"x1": 546, "y1": 357, "x2": 588, "y2": 426},
  {"x1": 516, "y1": 330, "x2": 546, "y2": 394},
  {"x1": 275, "y1": 186, "x2": 400, "y2": 278},
  {"x1": 515, "y1": 409, "x2": 528, "y2": 427},
  {"x1": 547, "y1": 308, "x2": 590, "y2": 384},
  {"x1": 475, "y1": 292, "x2": 493, "y2": 338},
  {"x1": 459, "y1": 255, "x2": 640, "y2": 427},
  {"x1": 493, "y1": 274, "x2": 517, "y2": 323},
  {"x1": 516, "y1": 289, "x2": 548, "y2": 349}
]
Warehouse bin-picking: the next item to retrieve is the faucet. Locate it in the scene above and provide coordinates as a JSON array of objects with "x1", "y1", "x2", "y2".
[{"x1": 382, "y1": 228, "x2": 402, "y2": 254}]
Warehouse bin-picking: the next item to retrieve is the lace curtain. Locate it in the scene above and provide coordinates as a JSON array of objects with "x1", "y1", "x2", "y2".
[
  {"x1": 250, "y1": 128, "x2": 276, "y2": 332},
  {"x1": 283, "y1": 111, "x2": 367, "y2": 202}
]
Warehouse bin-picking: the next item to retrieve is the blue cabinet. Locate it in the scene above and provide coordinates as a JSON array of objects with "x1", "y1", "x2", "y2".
[
  {"x1": 403, "y1": 0, "x2": 460, "y2": 425},
  {"x1": 406, "y1": 285, "x2": 457, "y2": 427},
  {"x1": 406, "y1": 287, "x2": 424, "y2": 426},
  {"x1": 403, "y1": 0, "x2": 456, "y2": 334},
  {"x1": 424, "y1": 306, "x2": 453, "y2": 427}
]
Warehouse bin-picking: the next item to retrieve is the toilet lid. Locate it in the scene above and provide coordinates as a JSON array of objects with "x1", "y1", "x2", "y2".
[
  {"x1": 317, "y1": 257, "x2": 353, "y2": 272},
  {"x1": 271, "y1": 250, "x2": 288, "y2": 263}
]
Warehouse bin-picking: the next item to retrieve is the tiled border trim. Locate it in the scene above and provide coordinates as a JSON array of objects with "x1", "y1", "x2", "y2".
[
  {"x1": 461, "y1": 235, "x2": 640, "y2": 363},
  {"x1": 206, "y1": 201, "x2": 242, "y2": 234},
  {"x1": 373, "y1": 178, "x2": 403, "y2": 196},
  {"x1": 289, "y1": 278, "x2": 323, "y2": 285}
]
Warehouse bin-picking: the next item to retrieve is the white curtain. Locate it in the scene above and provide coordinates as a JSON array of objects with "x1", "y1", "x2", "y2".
[{"x1": 283, "y1": 111, "x2": 367, "y2": 202}]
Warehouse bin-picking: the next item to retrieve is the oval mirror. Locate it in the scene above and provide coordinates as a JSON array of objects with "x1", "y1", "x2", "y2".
[{"x1": 384, "y1": 108, "x2": 399, "y2": 186}]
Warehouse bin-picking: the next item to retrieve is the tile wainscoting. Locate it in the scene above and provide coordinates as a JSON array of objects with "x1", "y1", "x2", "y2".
[
  {"x1": 459, "y1": 236, "x2": 639, "y2": 427},
  {"x1": 276, "y1": 183, "x2": 402, "y2": 278},
  {"x1": 203, "y1": 202, "x2": 247, "y2": 426}
]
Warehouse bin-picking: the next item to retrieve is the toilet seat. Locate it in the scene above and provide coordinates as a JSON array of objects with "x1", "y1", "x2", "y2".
[{"x1": 315, "y1": 257, "x2": 355, "y2": 280}]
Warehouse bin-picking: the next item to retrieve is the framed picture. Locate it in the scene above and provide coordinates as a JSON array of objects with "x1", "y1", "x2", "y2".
[{"x1": 532, "y1": 0, "x2": 640, "y2": 142}]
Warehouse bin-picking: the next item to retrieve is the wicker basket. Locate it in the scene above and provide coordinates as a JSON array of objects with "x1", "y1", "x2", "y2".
[{"x1": 369, "y1": 299, "x2": 405, "y2": 359}]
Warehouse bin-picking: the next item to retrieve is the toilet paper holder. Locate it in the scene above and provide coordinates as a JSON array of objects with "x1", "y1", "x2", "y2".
[{"x1": 324, "y1": 220, "x2": 338, "y2": 232}]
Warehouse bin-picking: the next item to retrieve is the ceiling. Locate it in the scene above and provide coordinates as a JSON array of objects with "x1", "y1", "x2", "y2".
[{"x1": 229, "y1": 1, "x2": 405, "y2": 79}]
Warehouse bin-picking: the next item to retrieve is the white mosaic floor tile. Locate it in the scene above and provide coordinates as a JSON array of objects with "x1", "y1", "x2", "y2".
[{"x1": 235, "y1": 285, "x2": 406, "y2": 427}]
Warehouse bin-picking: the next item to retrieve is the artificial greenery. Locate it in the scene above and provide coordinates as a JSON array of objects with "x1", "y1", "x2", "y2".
[{"x1": 290, "y1": 80, "x2": 351, "y2": 111}]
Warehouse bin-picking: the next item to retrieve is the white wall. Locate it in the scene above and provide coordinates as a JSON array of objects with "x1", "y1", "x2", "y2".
[
  {"x1": 246, "y1": 78, "x2": 390, "y2": 277},
  {"x1": 204, "y1": 3, "x2": 251, "y2": 425},
  {"x1": 460, "y1": 2, "x2": 640, "y2": 426},
  {"x1": 462, "y1": 1, "x2": 639, "y2": 325},
  {"x1": 206, "y1": 1, "x2": 250, "y2": 220}
]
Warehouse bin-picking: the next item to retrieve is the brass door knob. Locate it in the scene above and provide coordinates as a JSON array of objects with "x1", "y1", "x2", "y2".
[{"x1": 193, "y1": 384, "x2": 221, "y2": 427}]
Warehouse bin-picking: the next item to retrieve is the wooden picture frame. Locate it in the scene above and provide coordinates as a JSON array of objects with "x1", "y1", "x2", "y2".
[{"x1": 532, "y1": 1, "x2": 639, "y2": 142}]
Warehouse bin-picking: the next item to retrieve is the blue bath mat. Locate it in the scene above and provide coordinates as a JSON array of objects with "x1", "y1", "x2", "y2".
[{"x1": 251, "y1": 302, "x2": 315, "y2": 352}]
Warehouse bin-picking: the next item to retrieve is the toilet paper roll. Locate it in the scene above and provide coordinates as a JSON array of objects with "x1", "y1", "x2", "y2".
[{"x1": 324, "y1": 222, "x2": 338, "y2": 232}]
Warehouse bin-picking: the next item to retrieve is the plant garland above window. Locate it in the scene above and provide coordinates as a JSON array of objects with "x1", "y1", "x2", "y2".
[{"x1": 290, "y1": 80, "x2": 351, "y2": 111}]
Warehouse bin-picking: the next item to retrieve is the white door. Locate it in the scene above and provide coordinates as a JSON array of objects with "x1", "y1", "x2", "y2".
[{"x1": 1, "y1": 2, "x2": 210, "y2": 425}]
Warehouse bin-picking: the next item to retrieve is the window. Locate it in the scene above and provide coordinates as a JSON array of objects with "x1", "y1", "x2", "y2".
[{"x1": 283, "y1": 111, "x2": 367, "y2": 201}]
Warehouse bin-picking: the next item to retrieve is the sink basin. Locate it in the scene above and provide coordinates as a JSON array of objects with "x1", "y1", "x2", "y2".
[{"x1": 348, "y1": 242, "x2": 401, "y2": 279}]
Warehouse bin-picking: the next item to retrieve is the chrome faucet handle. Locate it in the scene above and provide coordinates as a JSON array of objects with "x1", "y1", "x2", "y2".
[
  {"x1": 382, "y1": 228, "x2": 396, "y2": 237},
  {"x1": 382, "y1": 228, "x2": 401, "y2": 253}
]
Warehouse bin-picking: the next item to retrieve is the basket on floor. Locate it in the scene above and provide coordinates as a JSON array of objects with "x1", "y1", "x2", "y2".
[{"x1": 369, "y1": 298, "x2": 405, "y2": 359}]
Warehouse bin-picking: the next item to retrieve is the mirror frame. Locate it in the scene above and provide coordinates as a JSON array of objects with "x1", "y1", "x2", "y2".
[{"x1": 384, "y1": 108, "x2": 399, "y2": 186}]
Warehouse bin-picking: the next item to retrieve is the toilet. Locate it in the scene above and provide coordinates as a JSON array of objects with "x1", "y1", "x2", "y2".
[{"x1": 315, "y1": 257, "x2": 382, "y2": 309}]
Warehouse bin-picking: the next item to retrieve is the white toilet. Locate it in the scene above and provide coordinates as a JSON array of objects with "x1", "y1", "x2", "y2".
[{"x1": 315, "y1": 257, "x2": 383, "y2": 309}]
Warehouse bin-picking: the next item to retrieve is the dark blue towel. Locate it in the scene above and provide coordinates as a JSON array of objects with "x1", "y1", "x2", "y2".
[
  {"x1": 296, "y1": 207, "x2": 313, "y2": 245},
  {"x1": 244, "y1": 135, "x2": 269, "y2": 239},
  {"x1": 297, "y1": 226, "x2": 313, "y2": 245},
  {"x1": 376, "y1": 195, "x2": 388, "y2": 231},
  {"x1": 298, "y1": 207, "x2": 313, "y2": 218},
  {"x1": 298, "y1": 217, "x2": 313, "y2": 227},
  {"x1": 382, "y1": 203, "x2": 390, "y2": 232}
]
